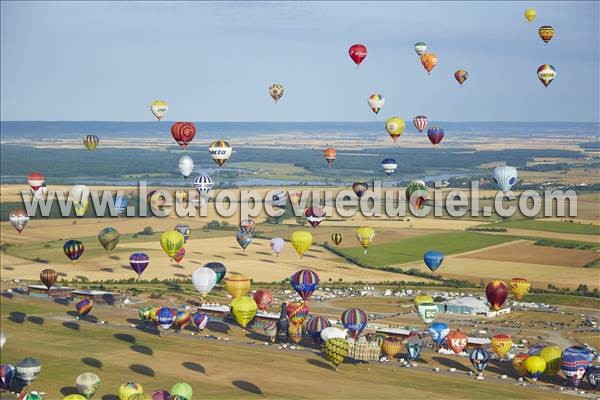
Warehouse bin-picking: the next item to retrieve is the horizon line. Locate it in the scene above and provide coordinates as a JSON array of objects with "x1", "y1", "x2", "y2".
[{"x1": 2, "y1": 120, "x2": 599, "y2": 124}]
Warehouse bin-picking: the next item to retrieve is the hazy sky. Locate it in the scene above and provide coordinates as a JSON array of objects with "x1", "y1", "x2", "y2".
[{"x1": 1, "y1": 1, "x2": 599, "y2": 122}]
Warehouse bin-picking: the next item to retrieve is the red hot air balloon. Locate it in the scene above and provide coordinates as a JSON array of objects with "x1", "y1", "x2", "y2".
[
  {"x1": 26, "y1": 172, "x2": 45, "y2": 191},
  {"x1": 305, "y1": 206, "x2": 325, "y2": 228},
  {"x1": 413, "y1": 115, "x2": 428, "y2": 133},
  {"x1": 253, "y1": 290, "x2": 273, "y2": 311},
  {"x1": 171, "y1": 122, "x2": 196, "y2": 148},
  {"x1": 349, "y1": 44, "x2": 367, "y2": 66},
  {"x1": 446, "y1": 330, "x2": 468, "y2": 354},
  {"x1": 486, "y1": 280, "x2": 509, "y2": 311}
]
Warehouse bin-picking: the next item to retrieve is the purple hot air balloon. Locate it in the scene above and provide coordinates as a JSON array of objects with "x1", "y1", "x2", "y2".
[
  {"x1": 151, "y1": 390, "x2": 171, "y2": 400},
  {"x1": 192, "y1": 311, "x2": 209, "y2": 331},
  {"x1": 75, "y1": 298, "x2": 94, "y2": 317},
  {"x1": 129, "y1": 252, "x2": 150, "y2": 279},
  {"x1": 427, "y1": 126, "x2": 444, "y2": 146},
  {"x1": 0, "y1": 364, "x2": 16, "y2": 391}
]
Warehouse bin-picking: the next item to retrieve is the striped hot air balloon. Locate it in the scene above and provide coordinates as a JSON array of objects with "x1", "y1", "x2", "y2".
[
  {"x1": 193, "y1": 175, "x2": 214, "y2": 198},
  {"x1": 305, "y1": 316, "x2": 331, "y2": 345},
  {"x1": 290, "y1": 269, "x2": 319, "y2": 301},
  {"x1": 83, "y1": 135, "x2": 99, "y2": 151},
  {"x1": 331, "y1": 232, "x2": 343, "y2": 247},
  {"x1": 470, "y1": 348, "x2": 490, "y2": 374},
  {"x1": 39, "y1": 269, "x2": 57, "y2": 290},
  {"x1": 192, "y1": 311, "x2": 209, "y2": 331},
  {"x1": 75, "y1": 298, "x2": 94, "y2": 317},
  {"x1": 382, "y1": 337, "x2": 403, "y2": 358},
  {"x1": 63, "y1": 240, "x2": 85, "y2": 263},
  {"x1": 538, "y1": 25, "x2": 555, "y2": 43},
  {"x1": 26, "y1": 172, "x2": 45, "y2": 191},
  {"x1": 286, "y1": 301, "x2": 309, "y2": 327},
  {"x1": 341, "y1": 308, "x2": 368, "y2": 339},
  {"x1": 413, "y1": 115, "x2": 428, "y2": 133},
  {"x1": 225, "y1": 274, "x2": 251, "y2": 298},
  {"x1": 173, "y1": 310, "x2": 191, "y2": 331}
]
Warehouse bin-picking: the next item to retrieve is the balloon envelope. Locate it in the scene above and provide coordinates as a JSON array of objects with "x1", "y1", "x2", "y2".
[
  {"x1": 192, "y1": 267, "x2": 217, "y2": 296},
  {"x1": 486, "y1": 280, "x2": 509, "y2": 310},
  {"x1": 9, "y1": 208, "x2": 29, "y2": 233},
  {"x1": 423, "y1": 251, "x2": 444, "y2": 272},
  {"x1": 348, "y1": 44, "x2": 367, "y2": 66},
  {"x1": 493, "y1": 166, "x2": 518, "y2": 191},
  {"x1": 340, "y1": 308, "x2": 367, "y2": 339},
  {"x1": 231, "y1": 296, "x2": 257, "y2": 328},
  {"x1": 291, "y1": 230, "x2": 312, "y2": 257}
]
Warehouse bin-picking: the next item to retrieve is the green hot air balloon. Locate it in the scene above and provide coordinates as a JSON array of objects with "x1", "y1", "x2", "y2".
[
  {"x1": 98, "y1": 227, "x2": 120, "y2": 253},
  {"x1": 323, "y1": 338, "x2": 349, "y2": 370},
  {"x1": 171, "y1": 382, "x2": 193, "y2": 400}
]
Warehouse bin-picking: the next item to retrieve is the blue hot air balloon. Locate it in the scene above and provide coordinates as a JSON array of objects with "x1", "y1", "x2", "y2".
[
  {"x1": 156, "y1": 307, "x2": 176, "y2": 330},
  {"x1": 423, "y1": 251, "x2": 444, "y2": 272},
  {"x1": 561, "y1": 346, "x2": 591, "y2": 387},
  {"x1": 341, "y1": 308, "x2": 368, "y2": 339},
  {"x1": 0, "y1": 364, "x2": 16, "y2": 391},
  {"x1": 428, "y1": 322, "x2": 450, "y2": 346},
  {"x1": 381, "y1": 158, "x2": 398, "y2": 176},
  {"x1": 492, "y1": 166, "x2": 518, "y2": 192},
  {"x1": 470, "y1": 348, "x2": 490, "y2": 374},
  {"x1": 290, "y1": 269, "x2": 319, "y2": 301}
]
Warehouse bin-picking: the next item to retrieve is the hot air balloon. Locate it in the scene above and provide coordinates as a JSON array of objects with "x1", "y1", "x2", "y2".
[
  {"x1": 341, "y1": 308, "x2": 367, "y2": 339},
  {"x1": 203, "y1": 262, "x2": 226, "y2": 284},
  {"x1": 263, "y1": 321, "x2": 277, "y2": 343},
  {"x1": 446, "y1": 330, "x2": 468, "y2": 354},
  {"x1": 428, "y1": 322, "x2": 450, "y2": 346},
  {"x1": 191, "y1": 267, "x2": 217, "y2": 297},
  {"x1": 323, "y1": 147, "x2": 337, "y2": 168},
  {"x1": 352, "y1": 182, "x2": 369, "y2": 198},
  {"x1": 269, "y1": 237, "x2": 284, "y2": 256},
  {"x1": 286, "y1": 301, "x2": 310, "y2": 327},
  {"x1": 269, "y1": 84, "x2": 284, "y2": 103},
  {"x1": 491, "y1": 334, "x2": 513, "y2": 359},
  {"x1": 171, "y1": 382, "x2": 193, "y2": 400},
  {"x1": 306, "y1": 316, "x2": 331, "y2": 345},
  {"x1": 381, "y1": 158, "x2": 397, "y2": 176},
  {"x1": 149, "y1": 307, "x2": 159, "y2": 322},
  {"x1": 539, "y1": 345, "x2": 562, "y2": 376},
  {"x1": 509, "y1": 278, "x2": 531, "y2": 300},
  {"x1": 385, "y1": 117, "x2": 405, "y2": 142},
  {"x1": 83, "y1": 135, "x2": 99, "y2": 151},
  {"x1": 561, "y1": 347, "x2": 591, "y2": 387},
  {"x1": 236, "y1": 230, "x2": 252, "y2": 251},
  {"x1": 178, "y1": 156, "x2": 194, "y2": 180},
  {"x1": 193, "y1": 311, "x2": 209, "y2": 331},
  {"x1": 382, "y1": 337, "x2": 402, "y2": 358},
  {"x1": 76, "y1": 298, "x2": 93, "y2": 317},
  {"x1": 427, "y1": 126, "x2": 444, "y2": 146},
  {"x1": 486, "y1": 280, "x2": 509, "y2": 311},
  {"x1": 76, "y1": 372, "x2": 100, "y2": 400},
  {"x1": 414, "y1": 293, "x2": 433, "y2": 307},
  {"x1": 405, "y1": 333, "x2": 423, "y2": 361},
  {"x1": 98, "y1": 227, "x2": 120, "y2": 252},
  {"x1": 231, "y1": 296, "x2": 257, "y2": 329},
  {"x1": 305, "y1": 206, "x2": 325, "y2": 228},
  {"x1": 276, "y1": 303, "x2": 290, "y2": 342},
  {"x1": 171, "y1": 122, "x2": 196, "y2": 148},
  {"x1": 240, "y1": 219, "x2": 256, "y2": 234},
  {"x1": 417, "y1": 303, "x2": 438, "y2": 324},
  {"x1": 470, "y1": 348, "x2": 490, "y2": 376},
  {"x1": 538, "y1": 25, "x2": 555, "y2": 43},
  {"x1": 0, "y1": 364, "x2": 15, "y2": 390},
  {"x1": 150, "y1": 99, "x2": 168, "y2": 121},
  {"x1": 367, "y1": 94, "x2": 385, "y2": 114},
  {"x1": 320, "y1": 326, "x2": 347, "y2": 342},
  {"x1": 454, "y1": 70, "x2": 468, "y2": 85},
  {"x1": 15, "y1": 357, "x2": 41, "y2": 385},
  {"x1": 26, "y1": 172, "x2": 45, "y2": 192},
  {"x1": 420, "y1": 53, "x2": 438, "y2": 74},
  {"x1": 113, "y1": 197, "x2": 128, "y2": 217},
  {"x1": 564, "y1": 345, "x2": 593, "y2": 362},
  {"x1": 493, "y1": 166, "x2": 518, "y2": 191},
  {"x1": 173, "y1": 310, "x2": 191, "y2": 331},
  {"x1": 414, "y1": 42, "x2": 427, "y2": 56},
  {"x1": 209, "y1": 140, "x2": 232, "y2": 166},
  {"x1": 331, "y1": 232, "x2": 343, "y2": 247},
  {"x1": 70, "y1": 185, "x2": 90, "y2": 217},
  {"x1": 138, "y1": 306, "x2": 152, "y2": 322},
  {"x1": 127, "y1": 395, "x2": 151, "y2": 400},
  {"x1": 290, "y1": 269, "x2": 319, "y2": 301},
  {"x1": 537, "y1": 64, "x2": 556, "y2": 87},
  {"x1": 172, "y1": 247, "x2": 185, "y2": 264},
  {"x1": 413, "y1": 115, "x2": 428, "y2": 133},
  {"x1": 160, "y1": 230, "x2": 184, "y2": 258},
  {"x1": 349, "y1": 44, "x2": 367, "y2": 66},
  {"x1": 423, "y1": 251, "x2": 444, "y2": 272},
  {"x1": 291, "y1": 230, "x2": 312, "y2": 257},
  {"x1": 324, "y1": 338, "x2": 349, "y2": 370},
  {"x1": 174, "y1": 223, "x2": 191, "y2": 243},
  {"x1": 524, "y1": 355, "x2": 546, "y2": 380},
  {"x1": 156, "y1": 307, "x2": 176, "y2": 330},
  {"x1": 512, "y1": 353, "x2": 529, "y2": 376},
  {"x1": 356, "y1": 226, "x2": 374, "y2": 254},
  {"x1": 193, "y1": 174, "x2": 213, "y2": 199},
  {"x1": 40, "y1": 268, "x2": 57, "y2": 290},
  {"x1": 118, "y1": 382, "x2": 143, "y2": 400},
  {"x1": 9, "y1": 208, "x2": 29, "y2": 234},
  {"x1": 406, "y1": 180, "x2": 428, "y2": 211},
  {"x1": 253, "y1": 289, "x2": 273, "y2": 311},
  {"x1": 64, "y1": 239, "x2": 84, "y2": 262},
  {"x1": 524, "y1": 8, "x2": 536, "y2": 22},
  {"x1": 587, "y1": 365, "x2": 600, "y2": 390},
  {"x1": 288, "y1": 324, "x2": 303, "y2": 344},
  {"x1": 225, "y1": 274, "x2": 251, "y2": 298}
]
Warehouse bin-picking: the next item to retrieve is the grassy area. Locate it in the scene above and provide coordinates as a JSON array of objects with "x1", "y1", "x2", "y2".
[
  {"x1": 336, "y1": 232, "x2": 517, "y2": 267},
  {"x1": 484, "y1": 219, "x2": 600, "y2": 235},
  {"x1": 522, "y1": 293, "x2": 600, "y2": 308}
]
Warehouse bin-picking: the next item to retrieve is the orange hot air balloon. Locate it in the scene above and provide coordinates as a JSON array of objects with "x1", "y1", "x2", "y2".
[
  {"x1": 509, "y1": 278, "x2": 531, "y2": 301},
  {"x1": 512, "y1": 353, "x2": 529, "y2": 376},
  {"x1": 382, "y1": 337, "x2": 403, "y2": 358},
  {"x1": 491, "y1": 334, "x2": 513, "y2": 359},
  {"x1": 323, "y1": 148, "x2": 336, "y2": 168},
  {"x1": 420, "y1": 53, "x2": 438, "y2": 74},
  {"x1": 538, "y1": 25, "x2": 555, "y2": 44},
  {"x1": 446, "y1": 330, "x2": 468, "y2": 354}
]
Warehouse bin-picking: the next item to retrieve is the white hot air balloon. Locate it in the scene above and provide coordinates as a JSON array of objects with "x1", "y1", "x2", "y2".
[
  {"x1": 269, "y1": 238, "x2": 285, "y2": 256},
  {"x1": 193, "y1": 175, "x2": 214, "y2": 199},
  {"x1": 492, "y1": 166, "x2": 518, "y2": 191},
  {"x1": 76, "y1": 372, "x2": 101, "y2": 399},
  {"x1": 208, "y1": 140, "x2": 232, "y2": 167},
  {"x1": 192, "y1": 267, "x2": 217, "y2": 296},
  {"x1": 9, "y1": 208, "x2": 29, "y2": 234},
  {"x1": 320, "y1": 327, "x2": 348, "y2": 342},
  {"x1": 178, "y1": 156, "x2": 194, "y2": 180}
]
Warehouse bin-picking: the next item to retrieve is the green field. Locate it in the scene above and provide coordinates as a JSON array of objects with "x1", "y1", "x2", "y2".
[
  {"x1": 336, "y1": 232, "x2": 516, "y2": 267},
  {"x1": 521, "y1": 293, "x2": 600, "y2": 308},
  {"x1": 484, "y1": 219, "x2": 600, "y2": 235}
]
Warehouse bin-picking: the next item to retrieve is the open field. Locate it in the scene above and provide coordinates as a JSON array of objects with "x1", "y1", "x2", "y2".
[{"x1": 485, "y1": 219, "x2": 600, "y2": 235}]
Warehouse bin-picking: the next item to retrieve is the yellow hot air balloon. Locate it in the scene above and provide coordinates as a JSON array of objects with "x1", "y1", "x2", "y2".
[
  {"x1": 356, "y1": 226, "x2": 374, "y2": 255},
  {"x1": 225, "y1": 274, "x2": 251, "y2": 298},
  {"x1": 509, "y1": 278, "x2": 531, "y2": 300},
  {"x1": 524, "y1": 8, "x2": 536, "y2": 22},
  {"x1": 63, "y1": 395, "x2": 87, "y2": 400},
  {"x1": 150, "y1": 99, "x2": 168, "y2": 121},
  {"x1": 539, "y1": 345, "x2": 562, "y2": 375},
  {"x1": 231, "y1": 296, "x2": 257, "y2": 329},
  {"x1": 512, "y1": 353, "x2": 529, "y2": 376},
  {"x1": 160, "y1": 230, "x2": 184, "y2": 258},
  {"x1": 291, "y1": 230, "x2": 312, "y2": 258},
  {"x1": 149, "y1": 307, "x2": 159, "y2": 322},
  {"x1": 523, "y1": 355, "x2": 546, "y2": 380},
  {"x1": 490, "y1": 334, "x2": 513, "y2": 359},
  {"x1": 385, "y1": 117, "x2": 405, "y2": 142},
  {"x1": 414, "y1": 293, "x2": 433, "y2": 307},
  {"x1": 118, "y1": 382, "x2": 143, "y2": 400},
  {"x1": 382, "y1": 337, "x2": 403, "y2": 358}
]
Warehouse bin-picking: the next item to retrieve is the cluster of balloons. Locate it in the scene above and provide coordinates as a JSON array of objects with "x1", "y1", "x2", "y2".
[{"x1": 523, "y1": 9, "x2": 557, "y2": 87}]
